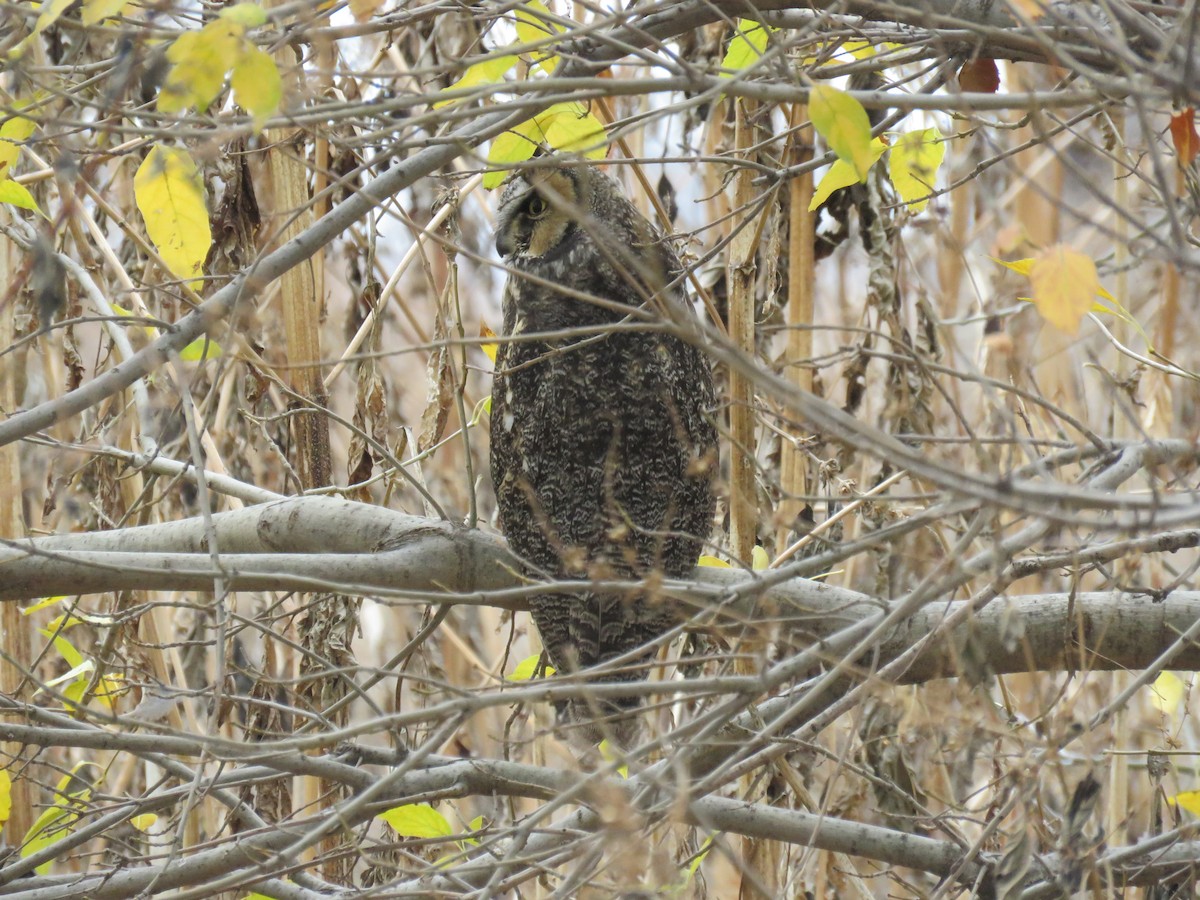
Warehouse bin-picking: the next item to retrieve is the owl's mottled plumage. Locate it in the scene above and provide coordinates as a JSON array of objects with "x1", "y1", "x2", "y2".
[{"x1": 489, "y1": 163, "x2": 718, "y2": 742}]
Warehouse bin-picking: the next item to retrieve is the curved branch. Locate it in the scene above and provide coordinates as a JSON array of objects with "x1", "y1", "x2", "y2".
[{"x1": 4, "y1": 496, "x2": 1200, "y2": 683}]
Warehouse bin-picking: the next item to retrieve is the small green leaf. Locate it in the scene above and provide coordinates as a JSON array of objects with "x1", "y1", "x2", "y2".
[
  {"x1": 509, "y1": 653, "x2": 553, "y2": 680},
  {"x1": 462, "y1": 815, "x2": 486, "y2": 847},
  {"x1": 20, "y1": 762, "x2": 101, "y2": 874},
  {"x1": 220, "y1": 2, "x2": 268, "y2": 27},
  {"x1": 34, "y1": 0, "x2": 74, "y2": 35},
  {"x1": 598, "y1": 740, "x2": 629, "y2": 778},
  {"x1": 0, "y1": 178, "x2": 39, "y2": 212},
  {"x1": 539, "y1": 102, "x2": 606, "y2": 158},
  {"x1": 470, "y1": 395, "x2": 492, "y2": 424},
  {"x1": 40, "y1": 623, "x2": 85, "y2": 671},
  {"x1": 231, "y1": 45, "x2": 282, "y2": 128},
  {"x1": 0, "y1": 104, "x2": 37, "y2": 176},
  {"x1": 179, "y1": 336, "x2": 223, "y2": 361},
  {"x1": 82, "y1": 0, "x2": 133, "y2": 26},
  {"x1": 484, "y1": 119, "x2": 542, "y2": 188},
  {"x1": 810, "y1": 84, "x2": 874, "y2": 180},
  {"x1": 721, "y1": 19, "x2": 772, "y2": 75},
  {"x1": 515, "y1": 0, "x2": 561, "y2": 43},
  {"x1": 515, "y1": 0, "x2": 562, "y2": 73},
  {"x1": 0, "y1": 769, "x2": 11, "y2": 833},
  {"x1": 378, "y1": 804, "x2": 454, "y2": 839},
  {"x1": 435, "y1": 55, "x2": 518, "y2": 108}
]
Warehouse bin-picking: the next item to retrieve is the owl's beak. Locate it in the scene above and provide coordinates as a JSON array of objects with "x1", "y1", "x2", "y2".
[{"x1": 496, "y1": 225, "x2": 515, "y2": 258}]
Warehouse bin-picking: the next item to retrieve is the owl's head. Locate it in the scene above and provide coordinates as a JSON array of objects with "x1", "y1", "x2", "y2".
[
  {"x1": 494, "y1": 162, "x2": 677, "y2": 313},
  {"x1": 494, "y1": 165, "x2": 586, "y2": 260}
]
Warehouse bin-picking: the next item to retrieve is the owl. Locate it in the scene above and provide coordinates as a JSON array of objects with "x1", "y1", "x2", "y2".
[{"x1": 490, "y1": 162, "x2": 718, "y2": 744}]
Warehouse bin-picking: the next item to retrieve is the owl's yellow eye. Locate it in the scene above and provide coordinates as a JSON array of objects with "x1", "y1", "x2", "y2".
[{"x1": 526, "y1": 194, "x2": 548, "y2": 218}]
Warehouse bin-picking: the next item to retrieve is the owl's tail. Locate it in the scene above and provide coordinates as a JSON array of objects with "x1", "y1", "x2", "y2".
[{"x1": 532, "y1": 589, "x2": 673, "y2": 748}]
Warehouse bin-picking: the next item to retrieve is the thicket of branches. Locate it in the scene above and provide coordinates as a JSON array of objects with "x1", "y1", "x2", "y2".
[{"x1": 1, "y1": 0, "x2": 1199, "y2": 897}]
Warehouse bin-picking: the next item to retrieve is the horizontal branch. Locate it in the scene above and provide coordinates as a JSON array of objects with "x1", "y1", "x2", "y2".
[
  {"x1": 4, "y1": 497, "x2": 1200, "y2": 685},
  {"x1": 2, "y1": 703, "x2": 1196, "y2": 897}
]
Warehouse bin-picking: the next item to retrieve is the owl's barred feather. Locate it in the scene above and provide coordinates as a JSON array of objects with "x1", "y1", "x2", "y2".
[{"x1": 489, "y1": 163, "x2": 718, "y2": 744}]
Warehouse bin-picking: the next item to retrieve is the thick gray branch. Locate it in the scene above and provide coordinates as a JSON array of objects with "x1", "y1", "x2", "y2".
[{"x1": 4, "y1": 497, "x2": 1200, "y2": 682}]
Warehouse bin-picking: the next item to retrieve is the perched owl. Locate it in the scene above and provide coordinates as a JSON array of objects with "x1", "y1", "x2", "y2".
[{"x1": 490, "y1": 162, "x2": 718, "y2": 743}]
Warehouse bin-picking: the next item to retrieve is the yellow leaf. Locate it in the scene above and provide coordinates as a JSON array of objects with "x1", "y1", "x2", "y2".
[
  {"x1": 349, "y1": 0, "x2": 385, "y2": 19},
  {"x1": 159, "y1": 21, "x2": 243, "y2": 113},
  {"x1": 484, "y1": 118, "x2": 543, "y2": 188},
  {"x1": 888, "y1": 127, "x2": 944, "y2": 212},
  {"x1": 842, "y1": 40, "x2": 876, "y2": 60},
  {"x1": 993, "y1": 256, "x2": 1034, "y2": 277},
  {"x1": 1028, "y1": 245, "x2": 1099, "y2": 335},
  {"x1": 62, "y1": 679, "x2": 89, "y2": 711},
  {"x1": 34, "y1": 0, "x2": 75, "y2": 34},
  {"x1": 0, "y1": 769, "x2": 11, "y2": 833},
  {"x1": 751, "y1": 546, "x2": 770, "y2": 570},
  {"x1": 179, "y1": 335, "x2": 222, "y2": 361},
  {"x1": 20, "y1": 596, "x2": 66, "y2": 615},
  {"x1": 40, "y1": 623, "x2": 84, "y2": 669},
  {"x1": 1151, "y1": 671, "x2": 1186, "y2": 715},
  {"x1": 698, "y1": 554, "x2": 731, "y2": 568},
  {"x1": 1009, "y1": 0, "x2": 1048, "y2": 19},
  {"x1": 134, "y1": 145, "x2": 211, "y2": 289},
  {"x1": 809, "y1": 138, "x2": 888, "y2": 209},
  {"x1": 540, "y1": 102, "x2": 606, "y2": 158},
  {"x1": 508, "y1": 653, "x2": 553, "y2": 680},
  {"x1": 378, "y1": 804, "x2": 454, "y2": 839},
  {"x1": 994, "y1": 257, "x2": 1142, "y2": 332},
  {"x1": 479, "y1": 323, "x2": 498, "y2": 362},
  {"x1": 1171, "y1": 790, "x2": 1200, "y2": 816},
  {"x1": 0, "y1": 178, "x2": 40, "y2": 213},
  {"x1": 515, "y1": 0, "x2": 561, "y2": 73},
  {"x1": 129, "y1": 813, "x2": 158, "y2": 832},
  {"x1": 598, "y1": 740, "x2": 629, "y2": 778},
  {"x1": 810, "y1": 84, "x2": 874, "y2": 180},
  {"x1": 81, "y1": 0, "x2": 132, "y2": 26},
  {"x1": 231, "y1": 46, "x2": 281, "y2": 128},
  {"x1": 515, "y1": 0, "x2": 561, "y2": 42},
  {"x1": 21, "y1": 761, "x2": 101, "y2": 874},
  {"x1": 721, "y1": 19, "x2": 773, "y2": 75},
  {"x1": 0, "y1": 106, "x2": 37, "y2": 176},
  {"x1": 434, "y1": 54, "x2": 518, "y2": 108},
  {"x1": 219, "y1": 2, "x2": 267, "y2": 27},
  {"x1": 688, "y1": 836, "x2": 713, "y2": 878},
  {"x1": 43, "y1": 612, "x2": 86, "y2": 634},
  {"x1": 94, "y1": 674, "x2": 125, "y2": 710}
]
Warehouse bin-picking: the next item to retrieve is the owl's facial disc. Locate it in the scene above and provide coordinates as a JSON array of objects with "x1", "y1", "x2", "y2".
[{"x1": 495, "y1": 169, "x2": 580, "y2": 259}]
